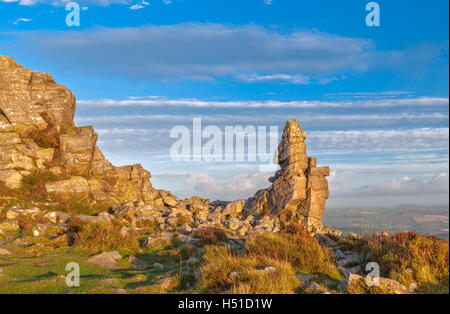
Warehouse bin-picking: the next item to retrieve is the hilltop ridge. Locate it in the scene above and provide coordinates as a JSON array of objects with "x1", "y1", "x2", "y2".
[{"x1": 0, "y1": 56, "x2": 448, "y2": 295}]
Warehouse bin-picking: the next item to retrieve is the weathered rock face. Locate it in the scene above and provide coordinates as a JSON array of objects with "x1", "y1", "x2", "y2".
[
  {"x1": 0, "y1": 56, "x2": 160, "y2": 204},
  {"x1": 245, "y1": 119, "x2": 330, "y2": 232},
  {"x1": 0, "y1": 56, "x2": 75, "y2": 137}
]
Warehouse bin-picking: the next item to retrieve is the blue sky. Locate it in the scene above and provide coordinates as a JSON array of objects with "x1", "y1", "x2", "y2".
[{"x1": 1, "y1": 0, "x2": 449, "y2": 207}]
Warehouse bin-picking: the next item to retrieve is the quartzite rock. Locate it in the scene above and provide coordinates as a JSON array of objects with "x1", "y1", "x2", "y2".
[
  {"x1": 0, "y1": 56, "x2": 162, "y2": 205},
  {"x1": 245, "y1": 119, "x2": 330, "y2": 232}
]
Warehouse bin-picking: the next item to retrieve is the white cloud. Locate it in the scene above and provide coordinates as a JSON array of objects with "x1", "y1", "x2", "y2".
[
  {"x1": 129, "y1": 3, "x2": 143, "y2": 9},
  {"x1": 77, "y1": 96, "x2": 449, "y2": 109},
  {"x1": 307, "y1": 128, "x2": 449, "y2": 152},
  {"x1": 0, "y1": 0, "x2": 130, "y2": 6},
  {"x1": 334, "y1": 173, "x2": 449, "y2": 198},
  {"x1": 15, "y1": 23, "x2": 442, "y2": 82},
  {"x1": 13, "y1": 18, "x2": 32, "y2": 25},
  {"x1": 264, "y1": 0, "x2": 272, "y2": 4},
  {"x1": 74, "y1": 113, "x2": 448, "y2": 131},
  {"x1": 18, "y1": 0, "x2": 37, "y2": 5},
  {"x1": 186, "y1": 172, "x2": 271, "y2": 200},
  {"x1": 235, "y1": 73, "x2": 312, "y2": 84},
  {"x1": 129, "y1": 0, "x2": 148, "y2": 9}
]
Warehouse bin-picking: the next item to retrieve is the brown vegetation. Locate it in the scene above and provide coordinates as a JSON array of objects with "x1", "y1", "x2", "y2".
[{"x1": 70, "y1": 218, "x2": 141, "y2": 255}]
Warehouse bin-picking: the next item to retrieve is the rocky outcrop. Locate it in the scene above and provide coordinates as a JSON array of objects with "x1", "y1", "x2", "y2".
[
  {"x1": 245, "y1": 119, "x2": 330, "y2": 233},
  {"x1": 0, "y1": 56, "x2": 75, "y2": 138},
  {"x1": 0, "y1": 56, "x2": 335, "y2": 237},
  {"x1": 0, "y1": 56, "x2": 163, "y2": 204}
]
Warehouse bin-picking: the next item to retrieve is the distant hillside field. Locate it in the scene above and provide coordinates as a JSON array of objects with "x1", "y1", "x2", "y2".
[{"x1": 323, "y1": 206, "x2": 449, "y2": 239}]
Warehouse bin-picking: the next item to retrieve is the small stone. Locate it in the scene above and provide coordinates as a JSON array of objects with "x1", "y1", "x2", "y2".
[
  {"x1": 153, "y1": 262, "x2": 164, "y2": 270},
  {"x1": 307, "y1": 281, "x2": 323, "y2": 291},
  {"x1": 263, "y1": 266, "x2": 277, "y2": 273},
  {"x1": 129, "y1": 255, "x2": 148, "y2": 270},
  {"x1": 163, "y1": 197, "x2": 178, "y2": 207},
  {"x1": 186, "y1": 257, "x2": 198, "y2": 264},
  {"x1": 178, "y1": 224, "x2": 192, "y2": 233},
  {"x1": 338, "y1": 255, "x2": 361, "y2": 267},
  {"x1": 296, "y1": 273, "x2": 314, "y2": 285},
  {"x1": 102, "y1": 278, "x2": 115, "y2": 285},
  {"x1": 334, "y1": 249, "x2": 346, "y2": 259},
  {"x1": 43, "y1": 211, "x2": 58, "y2": 224},
  {"x1": 56, "y1": 211, "x2": 71, "y2": 224},
  {"x1": 0, "y1": 220, "x2": 20, "y2": 235},
  {"x1": 409, "y1": 282, "x2": 418, "y2": 293},
  {"x1": 87, "y1": 251, "x2": 122, "y2": 269},
  {"x1": 0, "y1": 248, "x2": 12, "y2": 255},
  {"x1": 338, "y1": 265, "x2": 362, "y2": 278}
]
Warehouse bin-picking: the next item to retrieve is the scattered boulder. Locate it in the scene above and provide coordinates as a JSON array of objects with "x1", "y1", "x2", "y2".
[
  {"x1": 337, "y1": 255, "x2": 361, "y2": 268},
  {"x1": 186, "y1": 257, "x2": 198, "y2": 264},
  {"x1": 222, "y1": 200, "x2": 245, "y2": 216},
  {"x1": 338, "y1": 273, "x2": 408, "y2": 294},
  {"x1": 56, "y1": 211, "x2": 71, "y2": 224},
  {"x1": 32, "y1": 223, "x2": 68, "y2": 237},
  {"x1": 378, "y1": 277, "x2": 408, "y2": 294},
  {"x1": 0, "y1": 170, "x2": 23, "y2": 189},
  {"x1": 163, "y1": 197, "x2": 178, "y2": 208},
  {"x1": 129, "y1": 255, "x2": 148, "y2": 270},
  {"x1": 306, "y1": 281, "x2": 324, "y2": 292},
  {"x1": 296, "y1": 273, "x2": 314, "y2": 285},
  {"x1": 0, "y1": 220, "x2": 20, "y2": 235},
  {"x1": 0, "y1": 248, "x2": 12, "y2": 255},
  {"x1": 153, "y1": 262, "x2": 164, "y2": 270},
  {"x1": 6, "y1": 208, "x2": 40, "y2": 220},
  {"x1": 87, "y1": 251, "x2": 122, "y2": 269},
  {"x1": 338, "y1": 265, "x2": 362, "y2": 278}
]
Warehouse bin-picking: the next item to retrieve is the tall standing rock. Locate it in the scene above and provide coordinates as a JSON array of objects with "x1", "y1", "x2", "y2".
[{"x1": 245, "y1": 119, "x2": 330, "y2": 232}]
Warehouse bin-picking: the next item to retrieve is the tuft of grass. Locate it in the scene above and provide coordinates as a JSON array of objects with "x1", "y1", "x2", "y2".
[
  {"x1": 193, "y1": 227, "x2": 228, "y2": 245},
  {"x1": 346, "y1": 277, "x2": 390, "y2": 294},
  {"x1": 246, "y1": 225, "x2": 341, "y2": 280},
  {"x1": 70, "y1": 218, "x2": 141, "y2": 256},
  {"x1": 59, "y1": 199, "x2": 111, "y2": 216},
  {"x1": 198, "y1": 225, "x2": 341, "y2": 294},
  {"x1": 25, "y1": 112, "x2": 60, "y2": 149},
  {"x1": 198, "y1": 245, "x2": 299, "y2": 294},
  {"x1": 341, "y1": 231, "x2": 449, "y2": 293},
  {"x1": 0, "y1": 172, "x2": 61, "y2": 202}
]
